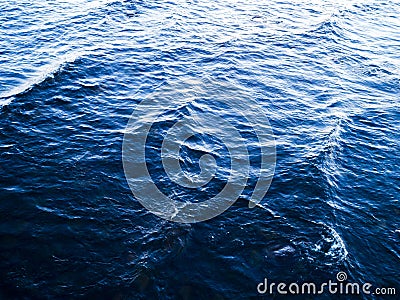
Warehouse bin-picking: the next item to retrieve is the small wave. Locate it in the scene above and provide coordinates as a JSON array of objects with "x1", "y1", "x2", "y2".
[
  {"x1": 0, "y1": 97, "x2": 13, "y2": 108},
  {"x1": 312, "y1": 222, "x2": 348, "y2": 264},
  {"x1": 292, "y1": 221, "x2": 348, "y2": 266},
  {"x1": 307, "y1": 14, "x2": 343, "y2": 39},
  {"x1": 314, "y1": 112, "x2": 348, "y2": 179},
  {"x1": 319, "y1": 223, "x2": 348, "y2": 261},
  {"x1": 0, "y1": 53, "x2": 80, "y2": 107}
]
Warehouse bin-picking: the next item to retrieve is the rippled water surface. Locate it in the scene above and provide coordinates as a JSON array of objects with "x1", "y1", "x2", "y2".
[{"x1": 1, "y1": 0, "x2": 399, "y2": 299}]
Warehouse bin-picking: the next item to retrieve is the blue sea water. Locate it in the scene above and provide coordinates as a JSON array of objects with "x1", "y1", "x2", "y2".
[{"x1": 0, "y1": 0, "x2": 399, "y2": 299}]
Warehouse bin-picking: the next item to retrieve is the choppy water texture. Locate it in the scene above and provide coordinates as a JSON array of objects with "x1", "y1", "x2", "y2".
[{"x1": 0, "y1": 0, "x2": 399, "y2": 299}]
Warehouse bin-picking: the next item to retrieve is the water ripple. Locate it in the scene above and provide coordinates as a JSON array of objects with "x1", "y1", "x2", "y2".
[{"x1": 0, "y1": 0, "x2": 399, "y2": 298}]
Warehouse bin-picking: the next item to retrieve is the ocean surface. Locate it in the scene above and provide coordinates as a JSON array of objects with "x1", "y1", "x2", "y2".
[{"x1": 0, "y1": 0, "x2": 399, "y2": 299}]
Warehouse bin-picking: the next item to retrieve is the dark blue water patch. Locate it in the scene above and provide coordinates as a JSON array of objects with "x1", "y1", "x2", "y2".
[{"x1": 1, "y1": 0, "x2": 400, "y2": 299}]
